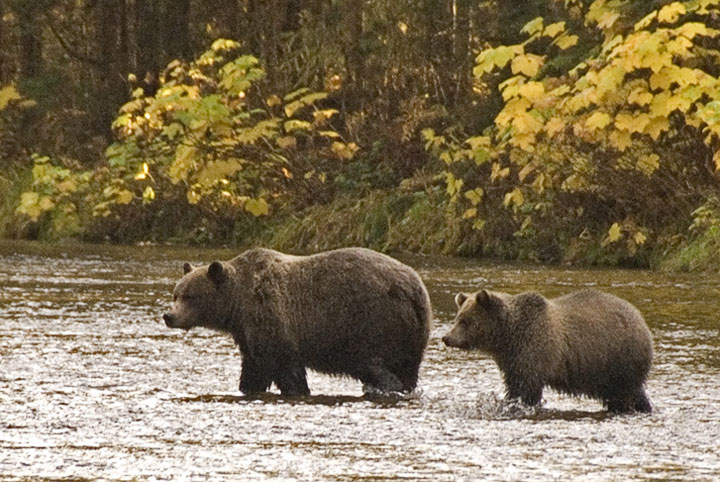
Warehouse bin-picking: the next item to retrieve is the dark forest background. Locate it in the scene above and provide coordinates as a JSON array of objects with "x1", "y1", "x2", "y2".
[{"x1": 1, "y1": 0, "x2": 719, "y2": 270}]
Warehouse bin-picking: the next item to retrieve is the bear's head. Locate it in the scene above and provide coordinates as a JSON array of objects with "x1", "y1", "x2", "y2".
[
  {"x1": 442, "y1": 289, "x2": 508, "y2": 352},
  {"x1": 163, "y1": 261, "x2": 234, "y2": 331}
]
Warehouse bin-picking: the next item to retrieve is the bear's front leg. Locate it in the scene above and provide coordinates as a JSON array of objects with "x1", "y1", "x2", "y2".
[
  {"x1": 239, "y1": 356, "x2": 272, "y2": 394},
  {"x1": 504, "y1": 376, "x2": 543, "y2": 407},
  {"x1": 274, "y1": 365, "x2": 310, "y2": 396}
]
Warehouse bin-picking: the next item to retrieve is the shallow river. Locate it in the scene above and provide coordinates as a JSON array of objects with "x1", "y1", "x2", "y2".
[{"x1": 1, "y1": 241, "x2": 719, "y2": 481}]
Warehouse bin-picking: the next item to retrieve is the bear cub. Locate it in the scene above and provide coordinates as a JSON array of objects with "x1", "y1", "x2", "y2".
[
  {"x1": 163, "y1": 247, "x2": 433, "y2": 396},
  {"x1": 442, "y1": 288, "x2": 653, "y2": 413}
]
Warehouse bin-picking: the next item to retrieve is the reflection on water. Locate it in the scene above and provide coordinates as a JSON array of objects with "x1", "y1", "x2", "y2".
[{"x1": 1, "y1": 241, "x2": 719, "y2": 480}]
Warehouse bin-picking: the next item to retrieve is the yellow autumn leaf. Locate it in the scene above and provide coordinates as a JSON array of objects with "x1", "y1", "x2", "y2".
[
  {"x1": 627, "y1": 87, "x2": 653, "y2": 106},
  {"x1": 503, "y1": 187, "x2": 525, "y2": 208},
  {"x1": 495, "y1": 97, "x2": 531, "y2": 127},
  {"x1": 532, "y1": 172, "x2": 547, "y2": 193},
  {"x1": 0, "y1": 84, "x2": 22, "y2": 110},
  {"x1": 544, "y1": 21, "x2": 566, "y2": 39},
  {"x1": 511, "y1": 54, "x2": 542, "y2": 77},
  {"x1": 522, "y1": 17, "x2": 544, "y2": 36},
  {"x1": 586, "y1": 112, "x2": 611, "y2": 130},
  {"x1": 135, "y1": 162, "x2": 150, "y2": 180},
  {"x1": 607, "y1": 222, "x2": 622, "y2": 243},
  {"x1": 277, "y1": 136, "x2": 297, "y2": 149},
  {"x1": 142, "y1": 186, "x2": 155, "y2": 202},
  {"x1": 462, "y1": 208, "x2": 478, "y2": 219},
  {"x1": 635, "y1": 11, "x2": 657, "y2": 31},
  {"x1": 499, "y1": 75, "x2": 524, "y2": 101},
  {"x1": 676, "y1": 22, "x2": 711, "y2": 40},
  {"x1": 517, "y1": 81, "x2": 545, "y2": 101},
  {"x1": 657, "y1": 2, "x2": 686, "y2": 24},
  {"x1": 714, "y1": 150, "x2": 720, "y2": 171},
  {"x1": 313, "y1": 109, "x2": 339, "y2": 123},
  {"x1": 464, "y1": 187, "x2": 484, "y2": 206},
  {"x1": 245, "y1": 198, "x2": 269, "y2": 217},
  {"x1": 633, "y1": 231, "x2": 647, "y2": 245},
  {"x1": 644, "y1": 116, "x2": 670, "y2": 140},
  {"x1": 513, "y1": 111, "x2": 544, "y2": 135},
  {"x1": 609, "y1": 130, "x2": 632, "y2": 152},
  {"x1": 266, "y1": 95, "x2": 281, "y2": 107},
  {"x1": 512, "y1": 133, "x2": 537, "y2": 151},
  {"x1": 116, "y1": 190, "x2": 134, "y2": 205},
  {"x1": 518, "y1": 162, "x2": 536, "y2": 182},
  {"x1": 555, "y1": 34, "x2": 579, "y2": 50},
  {"x1": 545, "y1": 117, "x2": 566, "y2": 137},
  {"x1": 649, "y1": 68, "x2": 674, "y2": 91},
  {"x1": 491, "y1": 162, "x2": 510, "y2": 182}
]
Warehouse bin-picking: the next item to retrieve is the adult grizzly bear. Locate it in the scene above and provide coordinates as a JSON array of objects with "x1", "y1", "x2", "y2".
[
  {"x1": 163, "y1": 247, "x2": 432, "y2": 396},
  {"x1": 442, "y1": 288, "x2": 653, "y2": 413}
]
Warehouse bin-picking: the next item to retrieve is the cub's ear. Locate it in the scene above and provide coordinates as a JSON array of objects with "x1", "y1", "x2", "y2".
[
  {"x1": 208, "y1": 261, "x2": 227, "y2": 285},
  {"x1": 475, "y1": 289, "x2": 491, "y2": 307},
  {"x1": 183, "y1": 262, "x2": 193, "y2": 274},
  {"x1": 455, "y1": 292, "x2": 468, "y2": 308}
]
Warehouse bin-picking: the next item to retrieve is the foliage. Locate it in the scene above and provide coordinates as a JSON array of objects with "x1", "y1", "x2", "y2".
[
  {"x1": 14, "y1": 154, "x2": 91, "y2": 239},
  {"x1": 104, "y1": 39, "x2": 356, "y2": 220},
  {"x1": 14, "y1": 40, "x2": 357, "y2": 240},
  {"x1": 425, "y1": 0, "x2": 720, "y2": 264}
]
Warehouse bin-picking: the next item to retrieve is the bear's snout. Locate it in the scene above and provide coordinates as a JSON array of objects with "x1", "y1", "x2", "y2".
[
  {"x1": 442, "y1": 334, "x2": 460, "y2": 348},
  {"x1": 163, "y1": 313, "x2": 175, "y2": 327}
]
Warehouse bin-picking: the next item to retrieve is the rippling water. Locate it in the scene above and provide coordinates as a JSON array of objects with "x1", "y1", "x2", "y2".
[{"x1": 1, "y1": 241, "x2": 718, "y2": 480}]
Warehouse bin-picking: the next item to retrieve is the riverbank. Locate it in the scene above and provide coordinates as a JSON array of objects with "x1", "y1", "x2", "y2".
[{"x1": 4, "y1": 174, "x2": 717, "y2": 273}]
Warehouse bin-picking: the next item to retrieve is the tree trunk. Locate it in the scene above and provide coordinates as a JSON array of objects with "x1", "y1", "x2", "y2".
[
  {"x1": 0, "y1": 0, "x2": 7, "y2": 84},
  {"x1": 134, "y1": 0, "x2": 160, "y2": 95},
  {"x1": 163, "y1": 0, "x2": 191, "y2": 61},
  {"x1": 17, "y1": 1, "x2": 43, "y2": 80}
]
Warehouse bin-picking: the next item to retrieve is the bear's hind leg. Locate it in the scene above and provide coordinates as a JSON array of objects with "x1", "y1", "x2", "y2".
[
  {"x1": 274, "y1": 365, "x2": 310, "y2": 396},
  {"x1": 633, "y1": 390, "x2": 652, "y2": 413},
  {"x1": 607, "y1": 389, "x2": 652, "y2": 413},
  {"x1": 361, "y1": 358, "x2": 405, "y2": 394}
]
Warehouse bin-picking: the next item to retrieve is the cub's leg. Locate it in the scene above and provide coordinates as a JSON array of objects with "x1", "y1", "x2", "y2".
[{"x1": 505, "y1": 377, "x2": 543, "y2": 406}]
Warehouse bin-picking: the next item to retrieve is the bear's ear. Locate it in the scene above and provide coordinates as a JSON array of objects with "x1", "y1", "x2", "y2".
[
  {"x1": 183, "y1": 262, "x2": 193, "y2": 274},
  {"x1": 455, "y1": 292, "x2": 468, "y2": 308},
  {"x1": 208, "y1": 261, "x2": 227, "y2": 285},
  {"x1": 475, "y1": 289, "x2": 491, "y2": 307}
]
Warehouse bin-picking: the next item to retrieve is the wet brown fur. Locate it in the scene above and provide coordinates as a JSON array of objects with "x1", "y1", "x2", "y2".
[
  {"x1": 443, "y1": 289, "x2": 653, "y2": 413},
  {"x1": 164, "y1": 247, "x2": 433, "y2": 396}
]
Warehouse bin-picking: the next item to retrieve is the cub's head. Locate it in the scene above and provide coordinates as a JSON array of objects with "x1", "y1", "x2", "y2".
[
  {"x1": 163, "y1": 261, "x2": 234, "y2": 331},
  {"x1": 442, "y1": 289, "x2": 508, "y2": 351}
]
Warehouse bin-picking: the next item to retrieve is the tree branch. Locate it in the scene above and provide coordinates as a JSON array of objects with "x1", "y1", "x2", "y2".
[{"x1": 44, "y1": 11, "x2": 105, "y2": 68}]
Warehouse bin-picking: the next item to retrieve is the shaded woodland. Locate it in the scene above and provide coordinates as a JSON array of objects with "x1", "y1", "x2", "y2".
[{"x1": 1, "y1": 0, "x2": 720, "y2": 269}]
